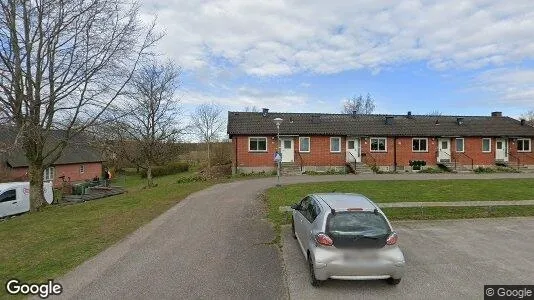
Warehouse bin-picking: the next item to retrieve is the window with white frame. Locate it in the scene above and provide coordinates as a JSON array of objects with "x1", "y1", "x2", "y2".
[
  {"x1": 482, "y1": 138, "x2": 491, "y2": 152},
  {"x1": 80, "y1": 164, "x2": 85, "y2": 174},
  {"x1": 456, "y1": 138, "x2": 464, "y2": 152},
  {"x1": 330, "y1": 137, "x2": 341, "y2": 152},
  {"x1": 517, "y1": 138, "x2": 531, "y2": 152},
  {"x1": 249, "y1": 137, "x2": 267, "y2": 152},
  {"x1": 370, "y1": 138, "x2": 387, "y2": 152},
  {"x1": 299, "y1": 137, "x2": 310, "y2": 152},
  {"x1": 412, "y1": 138, "x2": 428, "y2": 152},
  {"x1": 43, "y1": 167, "x2": 55, "y2": 181}
]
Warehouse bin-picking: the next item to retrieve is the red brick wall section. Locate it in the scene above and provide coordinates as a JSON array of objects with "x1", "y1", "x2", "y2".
[
  {"x1": 5, "y1": 162, "x2": 103, "y2": 187},
  {"x1": 394, "y1": 137, "x2": 438, "y2": 166},
  {"x1": 232, "y1": 135, "x2": 534, "y2": 168},
  {"x1": 296, "y1": 136, "x2": 346, "y2": 166},
  {"x1": 508, "y1": 138, "x2": 534, "y2": 165}
]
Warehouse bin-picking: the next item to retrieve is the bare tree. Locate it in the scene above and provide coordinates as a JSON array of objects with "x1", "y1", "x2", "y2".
[
  {"x1": 342, "y1": 93, "x2": 375, "y2": 114},
  {"x1": 427, "y1": 110, "x2": 442, "y2": 116},
  {"x1": 521, "y1": 110, "x2": 534, "y2": 126},
  {"x1": 190, "y1": 103, "x2": 225, "y2": 176},
  {"x1": 244, "y1": 106, "x2": 259, "y2": 112},
  {"x1": 113, "y1": 60, "x2": 182, "y2": 187},
  {"x1": 0, "y1": 0, "x2": 156, "y2": 210}
]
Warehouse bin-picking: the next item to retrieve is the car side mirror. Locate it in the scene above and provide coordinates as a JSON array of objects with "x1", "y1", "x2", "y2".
[{"x1": 291, "y1": 204, "x2": 301, "y2": 210}]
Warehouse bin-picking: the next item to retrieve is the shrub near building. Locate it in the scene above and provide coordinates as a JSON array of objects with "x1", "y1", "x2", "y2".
[{"x1": 140, "y1": 162, "x2": 189, "y2": 178}]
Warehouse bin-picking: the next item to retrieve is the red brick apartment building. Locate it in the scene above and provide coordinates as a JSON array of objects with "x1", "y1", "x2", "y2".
[
  {"x1": 227, "y1": 109, "x2": 534, "y2": 174},
  {"x1": 1, "y1": 127, "x2": 103, "y2": 187}
]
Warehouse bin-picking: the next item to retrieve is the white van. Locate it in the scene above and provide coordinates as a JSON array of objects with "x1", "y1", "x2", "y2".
[{"x1": 0, "y1": 182, "x2": 53, "y2": 218}]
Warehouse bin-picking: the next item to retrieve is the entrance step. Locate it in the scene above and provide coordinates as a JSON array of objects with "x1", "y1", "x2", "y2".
[
  {"x1": 280, "y1": 162, "x2": 302, "y2": 175},
  {"x1": 346, "y1": 162, "x2": 374, "y2": 174},
  {"x1": 438, "y1": 162, "x2": 472, "y2": 173}
]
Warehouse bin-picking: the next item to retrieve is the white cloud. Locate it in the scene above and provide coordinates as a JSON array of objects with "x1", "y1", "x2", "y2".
[
  {"x1": 473, "y1": 68, "x2": 534, "y2": 105},
  {"x1": 179, "y1": 86, "x2": 309, "y2": 112},
  {"x1": 142, "y1": 0, "x2": 534, "y2": 76}
]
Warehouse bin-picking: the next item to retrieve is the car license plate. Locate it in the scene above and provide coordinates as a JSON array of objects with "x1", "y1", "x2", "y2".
[{"x1": 344, "y1": 251, "x2": 378, "y2": 261}]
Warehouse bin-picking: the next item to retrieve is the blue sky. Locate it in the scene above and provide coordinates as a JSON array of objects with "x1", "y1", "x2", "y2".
[{"x1": 141, "y1": 0, "x2": 534, "y2": 118}]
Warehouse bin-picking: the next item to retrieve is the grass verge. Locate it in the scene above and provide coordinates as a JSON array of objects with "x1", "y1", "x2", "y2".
[
  {"x1": 0, "y1": 173, "x2": 217, "y2": 299},
  {"x1": 266, "y1": 179, "x2": 534, "y2": 246}
]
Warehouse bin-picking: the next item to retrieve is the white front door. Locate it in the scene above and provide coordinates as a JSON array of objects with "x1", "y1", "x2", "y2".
[
  {"x1": 496, "y1": 139, "x2": 508, "y2": 161},
  {"x1": 346, "y1": 138, "x2": 361, "y2": 163},
  {"x1": 279, "y1": 138, "x2": 294, "y2": 162},
  {"x1": 438, "y1": 138, "x2": 451, "y2": 162}
]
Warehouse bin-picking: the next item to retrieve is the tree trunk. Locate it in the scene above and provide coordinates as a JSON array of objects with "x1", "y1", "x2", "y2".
[
  {"x1": 207, "y1": 141, "x2": 211, "y2": 177},
  {"x1": 28, "y1": 163, "x2": 46, "y2": 211},
  {"x1": 146, "y1": 164, "x2": 154, "y2": 187}
]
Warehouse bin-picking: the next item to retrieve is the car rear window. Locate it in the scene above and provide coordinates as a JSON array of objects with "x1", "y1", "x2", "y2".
[{"x1": 326, "y1": 211, "x2": 391, "y2": 248}]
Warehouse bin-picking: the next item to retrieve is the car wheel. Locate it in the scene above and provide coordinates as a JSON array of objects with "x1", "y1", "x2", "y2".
[
  {"x1": 308, "y1": 256, "x2": 321, "y2": 287},
  {"x1": 291, "y1": 217, "x2": 297, "y2": 239},
  {"x1": 387, "y1": 277, "x2": 401, "y2": 285}
]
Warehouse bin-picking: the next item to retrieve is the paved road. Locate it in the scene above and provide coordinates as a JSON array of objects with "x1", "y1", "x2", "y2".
[
  {"x1": 283, "y1": 217, "x2": 534, "y2": 300},
  {"x1": 54, "y1": 173, "x2": 534, "y2": 299}
]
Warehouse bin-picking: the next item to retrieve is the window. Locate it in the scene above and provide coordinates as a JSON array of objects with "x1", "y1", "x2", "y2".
[
  {"x1": 330, "y1": 137, "x2": 341, "y2": 152},
  {"x1": 305, "y1": 199, "x2": 322, "y2": 223},
  {"x1": 249, "y1": 137, "x2": 267, "y2": 152},
  {"x1": 518, "y1": 139, "x2": 531, "y2": 152},
  {"x1": 80, "y1": 164, "x2": 85, "y2": 174},
  {"x1": 326, "y1": 211, "x2": 390, "y2": 248},
  {"x1": 0, "y1": 189, "x2": 16, "y2": 203},
  {"x1": 412, "y1": 138, "x2": 428, "y2": 152},
  {"x1": 43, "y1": 167, "x2": 55, "y2": 181},
  {"x1": 482, "y1": 138, "x2": 491, "y2": 152},
  {"x1": 370, "y1": 138, "x2": 387, "y2": 152},
  {"x1": 456, "y1": 138, "x2": 464, "y2": 152},
  {"x1": 299, "y1": 137, "x2": 310, "y2": 152}
]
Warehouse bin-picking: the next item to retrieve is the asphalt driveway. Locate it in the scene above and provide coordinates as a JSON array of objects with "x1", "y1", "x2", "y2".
[
  {"x1": 53, "y1": 173, "x2": 534, "y2": 299},
  {"x1": 283, "y1": 217, "x2": 534, "y2": 300}
]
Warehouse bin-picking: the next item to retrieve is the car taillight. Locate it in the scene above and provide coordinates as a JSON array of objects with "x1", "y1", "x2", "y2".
[
  {"x1": 386, "y1": 232, "x2": 398, "y2": 245},
  {"x1": 315, "y1": 233, "x2": 333, "y2": 246}
]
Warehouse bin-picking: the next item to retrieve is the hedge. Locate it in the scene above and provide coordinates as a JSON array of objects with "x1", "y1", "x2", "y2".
[{"x1": 140, "y1": 162, "x2": 189, "y2": 178}]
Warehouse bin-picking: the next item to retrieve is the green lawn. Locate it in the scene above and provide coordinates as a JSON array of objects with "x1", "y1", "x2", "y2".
[
  {"x1": 266, "y1": 179, "x2": 534, "y2": 244},
  {"x1": 0, "y1": 172, "x2": 215, "y2": 299}
]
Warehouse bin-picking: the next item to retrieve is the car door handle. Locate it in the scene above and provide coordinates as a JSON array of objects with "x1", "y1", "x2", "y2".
[{"x1": 12, "y1": 201, "x2": 17, "y2": 204}]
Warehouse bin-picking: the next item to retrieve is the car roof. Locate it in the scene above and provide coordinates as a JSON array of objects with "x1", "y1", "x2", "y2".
[
  {"x1": 0, "y1": 182, "x2": 27, "y2": 190},
  {"x1": 312, "y1": 193, "x2": 377, "y2": 211}
]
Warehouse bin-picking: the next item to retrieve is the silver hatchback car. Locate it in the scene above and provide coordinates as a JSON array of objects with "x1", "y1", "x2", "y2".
[{"x1": 291, "y1": 193, "x2": 405, "y2": 286}]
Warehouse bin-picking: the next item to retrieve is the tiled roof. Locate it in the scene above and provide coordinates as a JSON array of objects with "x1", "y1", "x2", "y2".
[
  {"x1": 0, "y1": 126, "x2": 103, "y2": 168},
  {"x1": 227, "y1": 112, "x2": 534, "y2": 137}
]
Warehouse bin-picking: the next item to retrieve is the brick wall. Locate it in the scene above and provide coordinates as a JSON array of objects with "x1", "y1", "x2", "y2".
[
  {"x1": 232, "y1": 135, "x2": 534, "y2": 171},
  {"x1": 5, "y1": 162, "x2": 103, "y2": 187}
]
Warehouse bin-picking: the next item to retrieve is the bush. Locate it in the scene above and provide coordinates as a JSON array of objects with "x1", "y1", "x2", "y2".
[
  {"x1": 233, "y1": 170, "x2": 277, "y2": 177},
  {"x1": 140, "y1": 162, "x2": 189, "y2": 178},
  {"x1": 419, "y1": 167, "x2": 444, "y2": 173},
  {"x1": 303, "y1": 169, "x2": 346, "y2": 175},
  {"x1": 409, "y1": 160, "x2": 427, "y2": 170},
  {"x1": 474, "y1": 166, "x2": 520, "y2": 173},
  {"x1": 176, "y1": 174, "x2": 207, "y2": 184}
]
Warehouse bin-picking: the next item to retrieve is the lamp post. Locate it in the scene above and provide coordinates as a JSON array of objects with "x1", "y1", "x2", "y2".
[{"x1": 273, "y1": 117, "x2": 283, "y2": 186}]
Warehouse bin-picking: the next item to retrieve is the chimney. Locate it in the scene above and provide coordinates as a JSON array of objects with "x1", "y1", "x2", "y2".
[
  {"x1": 407, "y1": 111, "x2": 412, "y2": 118},
  {"x1": 521, "y1": 119, "x2": 526, "y2": 126},
  {"x1": 457, "y1": 117, "x2": 464, "y2": 125},
  {"x1": 385, "y1": 116, "x2": 394, "y2": 125},
  {"x1": 262, "y1": 108, "x2": 269, "y2": 117},
  {"x1": 491, "y1": 111, "x2": 502, "y2": 117}
]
